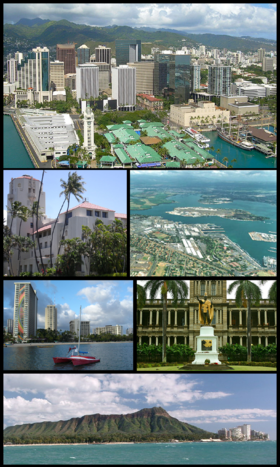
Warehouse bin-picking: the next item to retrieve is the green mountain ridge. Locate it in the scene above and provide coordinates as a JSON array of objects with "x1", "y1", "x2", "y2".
[
  {"x1": 4, "y1": 407, "x2": 216, "y2": 442},
  {"x1": 4, "y1": 20, "x2": 275, "y2": 52}
]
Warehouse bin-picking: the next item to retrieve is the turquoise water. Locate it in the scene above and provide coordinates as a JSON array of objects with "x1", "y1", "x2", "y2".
[
  {"x1": 131, "y1": 193, "x2": 276, "y2": 265},
  {"x1": 3, "y1": 441, "x2": 277, "y2": 465},
  {"x1": 4, "y1": 342, "x2": 133, "y2": 371},
  {"x1": 4, "y1": 115, "x2": 34, "y2": 168},
  {"x1": 204, "y1": 130, "x2": 277, "y2": 169}
]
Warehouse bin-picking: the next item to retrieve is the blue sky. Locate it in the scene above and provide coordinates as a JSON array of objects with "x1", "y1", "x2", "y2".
[
  {"x1": 4, "y1": 374, "x2": 276, "y2": 439},
  {"x1": 3, "y1": 3, "x2": 276, "y2": 39},
  {"x1": 4, "y1": 280, "x2": 133, "y2": 333},
  {"x1": 4, "y1": 170, "x2": 127, "y2": 221}
]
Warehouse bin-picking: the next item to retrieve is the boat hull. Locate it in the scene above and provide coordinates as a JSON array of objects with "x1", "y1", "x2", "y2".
[
  {"x1": 70, "y1": 356, "x2": 100, "y2": 366},
  {"x1": 217, "y1": 131, "x2": 254, "y2": 150},
  {"x1": 53, "y1": 357, "x2": 73, "y2": 363}
]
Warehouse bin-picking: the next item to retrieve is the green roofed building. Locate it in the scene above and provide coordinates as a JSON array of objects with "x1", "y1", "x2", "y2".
[
  {"x1": 139, "y1": 121, "x2": 164, "y2": 128},
  {"x1": 137, "y1": 119, "x2": 147, "y2": 123},
  {"x1": 76, "y1": 160, "x2": 88, "y2": 168},
  {"x1": 126, "y1": 143, "x2": 162, "y2": 164},
  {"x1": 111, "y1": 127, "x2": 140, "y2": 144},
  {"x1": 169, "y1": 129, "x2": 185, "y2": 139},
  {"x1": 100, "y1": 155, "x2": 116, "y2": 167},
  {"x1": 122, "y1": 120, "x2": 132, "y2": 124},
  {"x1": 104, "y1": 132, "x2": 117, "y2": 144},
  {"x1": 165, "y1": 161, "x2": 180, "y2": 167},
  {"x1": 163, "y1": 140, "x2": 205, "y2": 165},
  {"x1": 146, "y1": 126, "x2": 172, "y2": 140},
  {"x1": 106, "y1": 123, "x2": 132, "y2": 131},
  {"x1": 183, "y1": 141, "x2": 212, "y2": 160},
  {"x1": 113, "y1": 147, "x2": 133, "y2": 167}
]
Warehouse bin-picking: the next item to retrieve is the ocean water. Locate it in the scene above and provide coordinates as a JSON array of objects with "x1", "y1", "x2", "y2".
[
  {"x1": 4, "y1": 115, "x2": 34, "y2": 168},
  {"x1": 4, "y1": 342, "x2": 133, "y2": 371},
  {"x1": 131, "y1": 193, "x2": 276, "y2": 265},
  {"x1": 203, "y1": 129, "x2": 277, "y2": 169},
  {"x1": 3, "y1": 441, "x2": 277, "y2": 465}
]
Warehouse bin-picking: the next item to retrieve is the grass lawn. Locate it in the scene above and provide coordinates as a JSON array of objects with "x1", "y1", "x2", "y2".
[{"x1": 137, "y1": 365, "x2": 276, "y2": 372}]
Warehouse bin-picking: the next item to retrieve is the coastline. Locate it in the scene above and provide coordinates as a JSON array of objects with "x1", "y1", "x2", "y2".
[{"x1": 4, "y1": 442, "x2": 136, "y2": 447}]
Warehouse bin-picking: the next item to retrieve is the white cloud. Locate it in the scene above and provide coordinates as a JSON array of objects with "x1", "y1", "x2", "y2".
[{"x1": 169, "y1": 408, "x2": 276, "y2": 425}]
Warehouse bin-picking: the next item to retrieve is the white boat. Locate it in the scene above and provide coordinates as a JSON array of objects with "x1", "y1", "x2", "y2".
[{"x1": 185, "y1": 128, "x2": 210, "y2": 145}]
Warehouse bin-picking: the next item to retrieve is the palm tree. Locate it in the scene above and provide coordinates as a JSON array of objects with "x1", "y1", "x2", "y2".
[
  {"x1": 17, "y1": 205, "x2": 30, "y2": 274},
  {"x1": 57, "y1": 172, "x2": 86, "y2": 257},
  {"x1": 222, "y1": 157, "x2": 229, "y2": 167},
  {"x1": 143, "y1": 280, "x2": 189, "y2": 363},
  {"x1": 227, "y1": 281, "x2": 263, "y2": 362},
  {"x1": 36, "y1": 170, "x2": 46, "y2": 274},
  {"x1": 7, "y1": 201, "x2": 25, "y2": 235},
  {"x1": 29, "y1": 202, "x2": 44, "y2": 273},
  {"x1": 268, "y1": 281, "x2": 277, "y2": 304}
]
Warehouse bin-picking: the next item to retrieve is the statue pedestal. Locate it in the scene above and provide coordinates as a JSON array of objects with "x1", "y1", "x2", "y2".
[{"x1": 192, "y1": 326, "x2": 221, "y2": 365}]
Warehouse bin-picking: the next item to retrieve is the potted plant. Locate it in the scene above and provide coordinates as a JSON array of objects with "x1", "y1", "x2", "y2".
[{"x1": 204, "y1": 359, "x2": 210, "y2": 366}]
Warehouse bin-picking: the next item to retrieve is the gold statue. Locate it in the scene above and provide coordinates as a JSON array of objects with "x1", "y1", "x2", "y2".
[{"x1": 197, "y1": 293, "x2": 214, "y2": 325}]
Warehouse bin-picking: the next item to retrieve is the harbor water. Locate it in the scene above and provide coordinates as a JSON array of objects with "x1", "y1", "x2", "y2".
[
  {"x1": 4, "y1": 342, "x2": 133, "y2": 371},
  {"x1": 4, "y1": 115, "x2": 34, "y2": 168},
  {"x1": 3, "y1": 441, "x2": 277, "y2": 465}
]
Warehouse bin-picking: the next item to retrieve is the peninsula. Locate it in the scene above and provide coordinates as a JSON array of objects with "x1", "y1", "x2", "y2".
[
  {"x1": 165, "y1": 207, "x2": 269, "y2": 221},
  {"x1": 4, "y1": 407, "x2": 216, "y2": 444}
]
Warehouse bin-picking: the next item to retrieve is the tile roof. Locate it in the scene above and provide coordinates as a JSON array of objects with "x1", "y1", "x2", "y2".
[
  {"x1": 33, "y1": 223, "x2": 53, "y2": 234},
  {"x1": 61, "y1": 201, "x2": 115, "y2": 214},
  {"x1": 12, "y1": 175, "x2": 40, "y2": 182},
  {"x1": 115, "y1": 213, "x2": 127, "y2": 218}
]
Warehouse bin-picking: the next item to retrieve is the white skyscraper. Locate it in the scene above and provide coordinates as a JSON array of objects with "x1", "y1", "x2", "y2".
[
  {"x1": 7, "y1": 58, "x2": 18, "y2": 83},
  {"x1": 45, "y1": 305, "x2": 57, "y2": 331},
  {"x1": 112, "y1": 65, "x2": 136, "y2": 109},
  {"x1": 76, "y1": 63, "x2": 99, "y2": 101},
  {"x1": 13, "y1": 283, "x2": 38, "y2": 341},
  {"x1": 15, "y1": 51, "x2": 23, "y2": 65},
  {"x1": 70, "y1": 319, "x2": 90, "y2": 337}
]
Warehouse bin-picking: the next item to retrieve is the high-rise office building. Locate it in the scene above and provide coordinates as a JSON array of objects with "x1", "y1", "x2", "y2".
[
  {"x1": 7, "y1": 58, "x2": 18, "y2": 83},
  {"x1": 127, "y1": 61, "x2": 155, "y2": 94},
  {"x1": 64, "y1": 73, "x2": 76, "y2": 91},
  {"x1": 262, "y1": 57, "x2": 274, "y2": 72},
  {"x1": 190, "y1": 64, "x2": 201, "y2": 92},
  {"x1": 77, "y1": 44, "x2": 90, "y2": 65},
  {"x1": 13, "y1": 282, "x2": 38, "y2": 341},
  {"x1": 154, "y1": 53, "x2": 191, "y2": 103},
  {"x1": 50, "y1": 60, "x2": 65, "y2": 91},
  {"x1": 112, "y1": 65, "x2": 136, "y2": 109},
  {"x1": 7, "y1": 319, "x2": 14, "y2": 335},
  {"x1": 45, "y1": 305, "x2": 57, "y2": 331},
  {"x1": 208, "y1": 65, "x2": 232, "y2": 96},
  {"x1": 115, "y1": 39, "x2": 141, "y2": 66},
  {"x1": 93, "y1": 62, "x2": 110, "y2": 90},
  {"x1": 15, "y1": 51, "x2": 23, "y2": 65},
  {"x1": 258, "y1": 48, "x2": 265, "y2": 62},
  {"x1": 76, "y1": 63, "x2": 99, "y2": 101},
  {"x1": 56, "y1": 43, "x2": 76, "y2": 74},
  {"x1": 17, "y1": 47, "x2": 52, "y2": 103},
  {"x1": 70, "y1": 319, "x2": 90, "y2": 337},
  {"x1": 95, "y1": 46, "x2": 111, "y2": 65}
]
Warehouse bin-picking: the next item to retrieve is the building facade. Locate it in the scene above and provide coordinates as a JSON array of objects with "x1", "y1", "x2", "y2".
[
  {"x1": 94, "y1": 325, "x2": 123, "y2": 335},
  {"x1": 137, "y1": 280, "x2": 277, "y2": 348},
  {"x1": 115, "y1": 39, "x2": 141, "y2": 66},
  {"x1": 83, "y1": 103, "x2": 95, "y2": 156},
  {"x1": 70, "y1": 319, "x2": 90, "y2": 337},
  {"x1": 45, "y1": 305, "x2": 57, "y2": 331},
  {"x1": 7, "y1": 58, "x2": 18, "y2": 83},
  {"x1": 7, "y1": 319, "x2": 14, "y2": 335},
  {"x1": 170, "y1": 101, "x2": 230, "y2": 127},
  {"x1": 208, "y1": 65, "x2": 232, "y2": 96},
  {"x1": 190, "y1": 64, "x2": 201, "y2": 92},
  {"x1": 112, "y1": 65, "x2": 136, "y2": 109},
  {"x1": 17, "y1": 46, "x2": 52, "y2": 103},
  {"x1": 5, "y1": 175, "x2": 127, "y2": 276},
  {"x1": 127, "y1": 61, "x2": 155, "y2": 94},
  {"x1": 56, "y1": 44, "x2": 76, "y2": 74},
  {"x1": 262, "y1": 57, "x2": 274, "y2": 72},
  {"x1": 13, "y1": 282, "x2": 38, "y2": 341},
  {"x1": 93, "y1": 62, "x2": 110, "y2": 90},
  {"x1": 76, "y1": 63, "x2": 99, "y2": 101},
  {"x1": 77, "y1": 44, "x2": 90, "y2": 65},
  {"x1": 50, "y1": 60, "x2": 65, "y2": 91}
]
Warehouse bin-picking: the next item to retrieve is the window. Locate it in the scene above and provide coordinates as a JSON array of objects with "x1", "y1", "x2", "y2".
[
  {"x1": 28, "y1": 188, "x2": 31, "y2": 193},
  {"x1": 102, "y1": 212, "x2": 107, "y2": 218},
  {"x1": 45, "y1": 242, "x2": 47, "y2": 248},
  {"x1": 30, "y1": 222, "x2": 33, "y2": 228},
  {"x1": 211, "y1": 283, "x2": 216, "y2": 296},
  {"x1": 87, "y1": 210, "x2": 92, "y2": 216},
  {"x1": 201, "y1": 282, "x2": 205, "y2": 295},
  {"x1": 65, "y1": 212, "x2": 72, "y2": 225},
  {"x1": 95, "y1": 211, "x2": 100, "y2": 217},
  {"x1": 27, "y1": 233, "x2": 30, "y2": 238}
]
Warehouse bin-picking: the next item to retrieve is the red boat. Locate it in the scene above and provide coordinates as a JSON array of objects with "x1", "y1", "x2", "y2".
[{"x1": 53, "y1": 346, "x2": 76, "y2": 364}]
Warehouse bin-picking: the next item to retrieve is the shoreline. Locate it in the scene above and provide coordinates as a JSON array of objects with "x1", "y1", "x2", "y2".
[
  {"x1": 4, "y1": 341, "x2": 132, "y2": 347},
  {"x1": 4, "y1": 440, "x2": 271, "y2": 447}
]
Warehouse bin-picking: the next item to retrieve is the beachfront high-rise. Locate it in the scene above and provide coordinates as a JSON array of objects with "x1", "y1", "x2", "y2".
[
  {"x1": 13, "y1": 283, "x2": 38, "y2": 342},
  {"x1": 56, "y1": 43, "x2": 76, "y2": 74},
  {"x1": 45, "y1": 305, "x2": 58, "y2": 331},
  {"x1": 70, "y1": 319, "x2": 90, "y2": 337},
  {"x1": 7, "y1": 319, "x2": 14, "y2": 335}
]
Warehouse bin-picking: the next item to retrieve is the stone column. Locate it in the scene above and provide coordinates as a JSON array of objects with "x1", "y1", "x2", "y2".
[
  {"x1": 258, "y1": 310, "x2": 260, "y2": 326},
  {"x1": 264, "y1": 310, "x2": 268, "y2": 325},
  {"x1": 189, "y1": 307, "x2": 194, "y2": 329},
  {"x1": 167, "y1": 337, "x2": 170, "y2": 346},
  {"x1": 185, "y1": 311, "x2": 187, "y2": 327},
  {"x1": 156, "y1": 337, "x2": 158, "y2": 345},
  {"x1": 149, "y1": 336, "x2": 152, "y2": 345},
  {"x1": 240, "y1": 336, "x2": 242, "y2": 345},
  {"x1": 258, "y1": 336, "x2": 261, "y2": 345},
  {"x1": 184, "y1": 336, "x2": 187, "y2": 345},
  {"x1": 174, "y1": 336, "x2": 177, "y2": 344},
  {"x1": 175, "y1": 311, "x2": 177, "y2": 326},
  {"x1": 139, "y1": 336, "x2": 142, "y2": 345},
  {"x1": 189, "y1": 333, "x2": 194, "y2": 349},
  {"x1": 239, "y1": 311, "x2": 242, "y2": 326},
  {"x1": 275, "y1": 310, "x2": 277, "y2": 326},
  {"x1": 149, "y1": 311, "x2": 153, "y2": 325},
  {"x1": 140, "y1": 311, "x2": 143, "y2": 325},
  {"x1": 156, "y1": 310, "x2": 159, "y2": 325},
  {"x1": 168, "y1": 311, "x2": 171, "y2": 325},
  {"x1": 265, "y1": 336, "x2": 268, "y2": 347},
  {"x1": 229, "y1": 336, "x2": 232, "y2": 344}
]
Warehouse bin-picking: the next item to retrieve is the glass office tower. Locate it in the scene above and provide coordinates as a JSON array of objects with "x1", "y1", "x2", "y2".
[
  {"x1": 115, "y1": 40, "x2": 141, "y2": 66},
  {"x1": 154, "y1": 53, "x2": 191, "y2": 103}
]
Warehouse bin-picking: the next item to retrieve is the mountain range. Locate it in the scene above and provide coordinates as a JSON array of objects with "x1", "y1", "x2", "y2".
[
  {"x1": 4, "y1": 19, "x2": 276, "y2": 52},
  {"x1": 4, "y1": 407, "x2": 216, "y2": 442}
]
